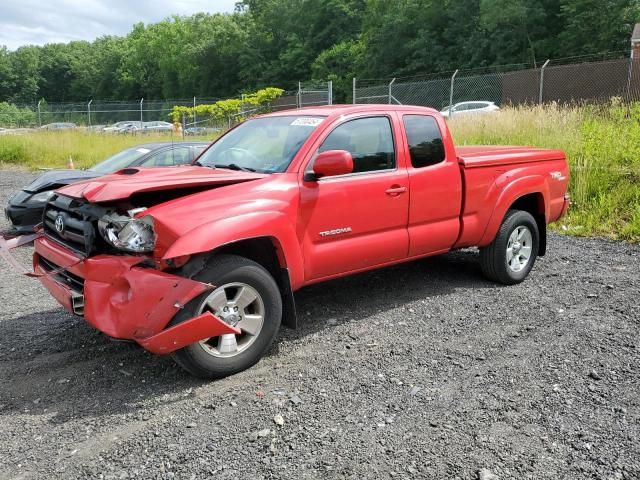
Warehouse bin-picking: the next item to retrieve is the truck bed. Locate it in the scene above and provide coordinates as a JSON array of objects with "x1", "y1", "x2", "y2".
[{"x1": 454, "y1": 145, "x2": 569, "y2": 249}]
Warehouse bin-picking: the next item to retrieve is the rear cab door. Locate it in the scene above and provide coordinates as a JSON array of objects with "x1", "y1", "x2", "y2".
[
  {"x1": 398, "y1": 112, "x2": 463, "y2": 256},
  {"x1": 298, "y1": 111, "x2": 410, "y2": 281}
]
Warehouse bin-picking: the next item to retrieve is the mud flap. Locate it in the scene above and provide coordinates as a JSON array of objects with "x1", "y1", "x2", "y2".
[{"x1": 280, "y1": 268, "x2": 297, "y2": 329}]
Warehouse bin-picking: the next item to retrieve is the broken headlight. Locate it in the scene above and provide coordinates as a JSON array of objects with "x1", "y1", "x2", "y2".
[{"x1": 98, "y1": 211, "x2": 156, "y2": 253}]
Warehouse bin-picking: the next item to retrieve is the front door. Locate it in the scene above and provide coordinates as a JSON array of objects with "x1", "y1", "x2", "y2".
[{"x1": 299, "y1": 115, "x2": 410, "y2": 281}]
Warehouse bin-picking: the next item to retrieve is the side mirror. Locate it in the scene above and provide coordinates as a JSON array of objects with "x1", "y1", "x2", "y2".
[{"x1": 305, "y1": 150, "x2": 353, "y2": 181}]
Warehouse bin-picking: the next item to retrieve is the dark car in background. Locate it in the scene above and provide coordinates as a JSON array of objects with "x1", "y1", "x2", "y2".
[{"x1": 4, "y1": 141, "x2": 208, "y2": 232}]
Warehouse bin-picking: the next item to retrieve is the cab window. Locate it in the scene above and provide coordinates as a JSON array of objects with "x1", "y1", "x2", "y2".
[
  {"x1": 317, "y1": 116, "x2": 395, "y2": 173},
  {"x1": 402, "y1": 115, "x2": 445, "y2": 168},
  {"x1": 140, "y1": 147, "x2": 191, "y2": 166},
  {"x1": 192, "y1": 145, "x2": 207, "y2": 160}
]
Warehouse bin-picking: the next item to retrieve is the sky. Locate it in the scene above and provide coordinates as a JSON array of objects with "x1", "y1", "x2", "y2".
[{"x1": 0, "y1": 0, "x2": 238, "y2": 50}]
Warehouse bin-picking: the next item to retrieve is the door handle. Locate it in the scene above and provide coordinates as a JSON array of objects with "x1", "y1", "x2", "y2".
[{"x1": 385, "y1": 185, "x2": 408, "y2": 196}]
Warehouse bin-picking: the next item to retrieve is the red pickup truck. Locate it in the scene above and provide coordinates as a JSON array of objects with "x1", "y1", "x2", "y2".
[{"x1": 33, "y1": 105, "x2": 569, "y2": 378}]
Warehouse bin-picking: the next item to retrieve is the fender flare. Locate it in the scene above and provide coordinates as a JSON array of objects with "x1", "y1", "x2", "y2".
[
  {"x1": 162, "y1": 211, "x2": 305, "y2": 289},
  {"x1": 478, "y1": 175, "x2": 550, "y2": 247}
]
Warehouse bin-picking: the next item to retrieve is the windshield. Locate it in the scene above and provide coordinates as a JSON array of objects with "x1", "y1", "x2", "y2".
[
  {"x1": 89, "y1": 147, "x2": 151, "y2": 174},
  {"x1": 197, "y1": 115, "x2": 326, "y2": 173}
]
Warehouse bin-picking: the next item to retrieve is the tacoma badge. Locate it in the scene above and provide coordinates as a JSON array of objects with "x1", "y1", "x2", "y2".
[{"x1": 319, "y1": 227, "x2": 352, "y2": 237}]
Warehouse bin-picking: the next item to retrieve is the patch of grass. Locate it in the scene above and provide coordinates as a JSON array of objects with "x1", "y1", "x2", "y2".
[
  {"x1": 0, "y1": 131, "x2": 215, "y2": 170},
  {"x1": 449, "y1": 101, "x2": 640, "y2": 242}
]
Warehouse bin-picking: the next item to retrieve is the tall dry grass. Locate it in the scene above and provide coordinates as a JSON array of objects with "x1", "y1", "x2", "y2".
[
  {"x1": 0, "y1": 130, "x2": 214, "y2": 170},
  {"x1": 449, "y1": 102, "x2": 640, "y2": 242}
]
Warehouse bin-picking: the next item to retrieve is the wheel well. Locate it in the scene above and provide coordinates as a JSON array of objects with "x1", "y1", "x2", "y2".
[
  {"x1": 509, "y1": 193, "x2": 547, "y2": 256},
  {"x1": 213, "y1": 237, "x2": 284, "y2": 280},
  {"x1": 212, "y1": 237, "x2": 297, "y2": 329}
]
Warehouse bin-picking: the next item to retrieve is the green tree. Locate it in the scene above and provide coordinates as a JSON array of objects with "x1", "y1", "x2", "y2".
[
  {"x1": 0, "y1": 47, "x2": 15, "y2": 101},
  {"x1": 312, "y1": 39, "x2": 364, "y2": 101},
  {"x1": 8, "y1": 46, "x2": 41, "y2": 103},
  {"x1": 0, "y1": 0, "x2": 638, "y2": 103},
  {"x1": 558, "y1": 0, "x2": 640, "y2": 55}
]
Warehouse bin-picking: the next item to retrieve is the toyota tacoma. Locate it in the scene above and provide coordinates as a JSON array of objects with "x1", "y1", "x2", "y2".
[{"x1": 31, "y1": 105, "x2": 570, "y2": 378}]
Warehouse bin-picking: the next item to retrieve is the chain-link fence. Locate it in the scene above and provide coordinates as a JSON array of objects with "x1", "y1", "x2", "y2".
[
  {"x1": 354, "y1": 55, "x2": 640, "y2": 112},
  {"x1": 0, "y1": 81, "x2": 333, "y2": 130},
  {"x1": 181, "y1": 81, "x2": 333, "y2": 134},
  {"x1": 34, "y1": 98, "x2": 220, "y2": 129}
]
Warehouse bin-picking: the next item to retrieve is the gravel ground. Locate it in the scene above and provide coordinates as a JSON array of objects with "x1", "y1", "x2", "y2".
[{"x1": 0, "y1": 170, "x2": 639, "y2": 480}]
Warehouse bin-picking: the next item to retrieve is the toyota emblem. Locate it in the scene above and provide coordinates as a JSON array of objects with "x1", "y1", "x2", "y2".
[{"x1": 54, "y1": 215, "x2": 65, "y2": 234}]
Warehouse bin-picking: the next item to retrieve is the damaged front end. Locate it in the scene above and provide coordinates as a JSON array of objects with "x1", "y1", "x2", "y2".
[
  {"x1": 33, "y1": 235, "x2": 239, "y2": 354},
  {"x1": 29, "y1": 192, "x2": 237, "y2": 354}
]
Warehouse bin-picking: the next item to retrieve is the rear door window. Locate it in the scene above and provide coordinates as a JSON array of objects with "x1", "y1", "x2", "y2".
[{"x1": 402, "y1": 115, "x2": 446, "y2": 168}]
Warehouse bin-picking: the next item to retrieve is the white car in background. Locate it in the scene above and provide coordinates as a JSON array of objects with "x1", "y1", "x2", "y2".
[{"x1": 440, "y1": 101, "x2": 499, "y2": 118}]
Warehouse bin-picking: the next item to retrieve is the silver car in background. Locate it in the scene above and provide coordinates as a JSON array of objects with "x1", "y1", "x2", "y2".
[
  {"x1": 40, "y1": 122, "x2": 77, "y2": 130},
  {"x1": 142, "y1": 121, "x2": 174, "y2": 132},
  {"x1": 102, "y1": 121, "x2": 141, "y2": 133}
]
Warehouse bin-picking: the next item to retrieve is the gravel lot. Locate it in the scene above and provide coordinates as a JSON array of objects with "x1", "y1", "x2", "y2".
[{"x1": 0, "y1": 170, "x2": 639, "y2": 480}]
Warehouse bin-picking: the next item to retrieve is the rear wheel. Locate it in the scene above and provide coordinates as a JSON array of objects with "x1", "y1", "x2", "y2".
[
  {"x1": 169, "y1": 254, "x2": 282, "y2": 379},
  {"x1": 480, "y1": 210, "x2": 539, "y2": 285}
]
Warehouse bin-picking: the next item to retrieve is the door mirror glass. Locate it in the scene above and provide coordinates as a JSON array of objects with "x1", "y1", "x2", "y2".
[{"x1": 311, "y1": 150, "x2": 353, "y2": 179}]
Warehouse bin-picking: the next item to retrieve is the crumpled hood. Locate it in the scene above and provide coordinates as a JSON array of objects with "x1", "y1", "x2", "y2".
[
  {"x1": 55, "y1": 165, "x2": 267, "y2": 203},
  {"x1": 24, "y1": 169, "x2": 101, "y2": 193}
]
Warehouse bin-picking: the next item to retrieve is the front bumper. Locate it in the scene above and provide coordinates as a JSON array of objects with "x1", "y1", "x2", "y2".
[{"x1": 33, "y1": 236, "x2": 240, "y2": 354}]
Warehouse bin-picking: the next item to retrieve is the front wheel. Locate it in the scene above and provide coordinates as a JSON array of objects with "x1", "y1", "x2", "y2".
[
  {"x1": 479, "y1": 210, "x2": 539, "y2": 285},
  {"x1": 169, "y1": 254, "x2": 282, "y2": 379}
]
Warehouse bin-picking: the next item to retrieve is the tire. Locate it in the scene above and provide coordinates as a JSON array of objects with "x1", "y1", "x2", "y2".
[
  {"x1": 479, "y1": 210, "x2": 540, "y2": 285},
  {"x1": 169, "y1": 254, "x2": 282, "y2": 379}
]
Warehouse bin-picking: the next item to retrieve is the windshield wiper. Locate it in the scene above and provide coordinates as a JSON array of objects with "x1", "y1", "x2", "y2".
[{"x1": 212, "y1": 163, "x2": 257, "y2": 172}]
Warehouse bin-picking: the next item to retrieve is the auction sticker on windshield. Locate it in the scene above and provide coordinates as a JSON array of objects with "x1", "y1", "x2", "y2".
[{"x1": 291, "y1": 117, "x2": 323, "y2": 127}]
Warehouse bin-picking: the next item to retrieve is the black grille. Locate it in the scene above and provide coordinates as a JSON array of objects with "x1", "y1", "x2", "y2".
[
  {"x1": 38, "y1": 256, "x2": 85, "y2": 293},
  {"x1": 43, "y1": 195, "x2": 97, "y2": 256}
]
